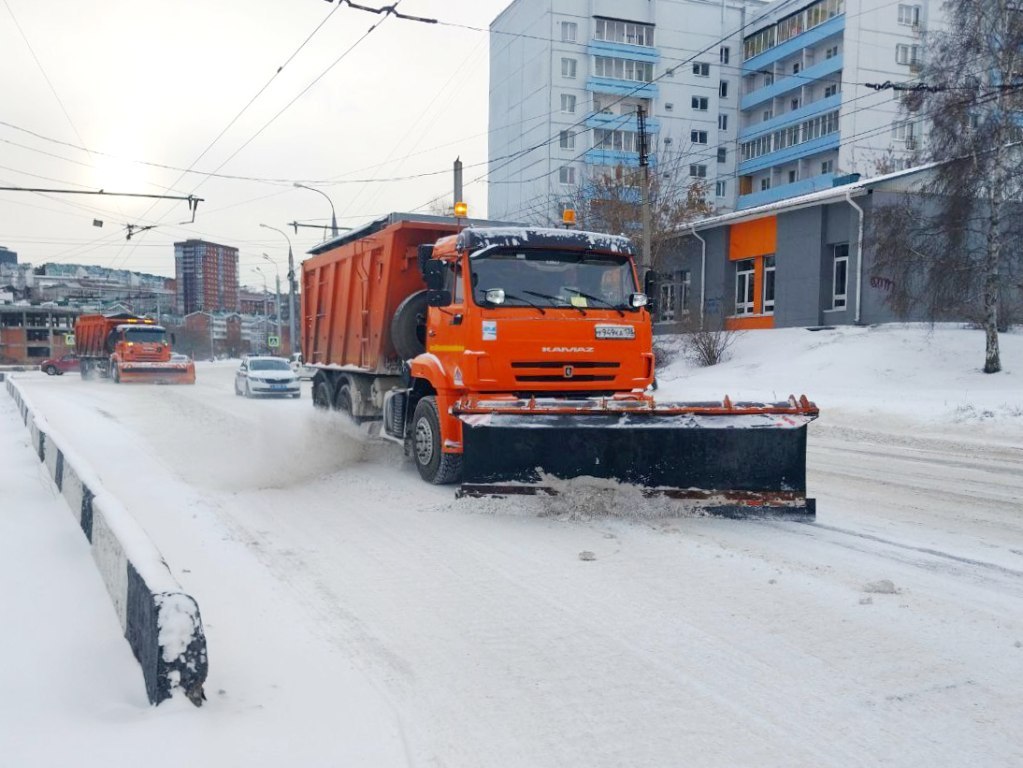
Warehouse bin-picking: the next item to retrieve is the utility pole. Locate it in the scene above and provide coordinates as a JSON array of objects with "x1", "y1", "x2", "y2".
[
  {"x1": 637, "y1": 106, "x2": 652, "y2": 270},
  {"x1": 260, "y1": 224, "x2": 297, "y2": 357},
  {"x1": 453, "y1": 157, "x2": 463, "y2": 211}
]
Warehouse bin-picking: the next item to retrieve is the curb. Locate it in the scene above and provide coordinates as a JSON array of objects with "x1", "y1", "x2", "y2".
[{"x1": 4, "y1": 376, "x2": 208, "y2": 706}]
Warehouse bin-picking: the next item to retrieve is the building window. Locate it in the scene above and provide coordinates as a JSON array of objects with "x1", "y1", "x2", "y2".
[
  {"x1": 832, "y1": 244, "x2": 849, "y2": 309},
  {"x1": 821, "y1": 159, "x2": 834, "y2": 174},
  {"x1": 690, "y1": 164, "x2": 708, "y2": 178},
  {"x1": 764, "y1": 72, "x2": 775, "y2": 87},
  {"x1": 593, "y1": 128, "x2": 640, "y2": 152},
  {"x1": 715, "y1": 180, "x2": 727, "y2": 197},
  {"x1": 892, "y1": 120, "x2": 916, "y2": 141},
  {"x1": 763, "y1": 256, "x2": 776, "y2": 314},
  {"x1": 791, "y1": 97, "x2": 801, "y2": 111},
  {"x1": 720, "y1": 46, "x2": 731, "y2": 64},
  {"x1": 717, "y1": 147, "x2": 727, "y2": 163},
  {"x1": 718, "y1": 113, "x2": 729, "y2": 130},
  {"x1": 824, "y1": 83, "x2": 838, "y2": 98},
  {"x1": 559, "y1": 166, "x2": 576, "y2": 184},
  {"x1": 663, "y1": 137, "x2": 673, "y2": 145},
  {"x1": 594, "y1": 18, "x2": 655, "y2": 47},
  {"x1": 719, "y1": 80, "x2": 729, "y2": 98},
  {"x1": 561, "y1": 21, "x2": 577, "y2": 42},
  {"x1": 760, "y1": 177, "x2": 771, "y2": 191},
  {"x1": 560, "y1": 94, "x2": 576, "y2": 113},
  {"x1": 693, "y1": 62, "x2": 710, "y2": 77},
  {"x1": 826, "y1": 45, "x2": 839, "y2": 59},
  {"x1": 897, "y1": 4, "x2": 920, "y2": 26},
  {"x1": 594, "y1": 56, "x2": 654, "y2": 83},
  {"x1": 691, "y1": 130, "x2": 708, "y2": 144},
  {"x1": 735, "y1": 259, "x2": 755, "y2": 315},
  {"x1": 692, "y1": 96, "x2": 709, "y2": 111},
  {"x1": 763, "y1": 108, "x2": 774, "y2": 122},
  {"x1": 559, "y1": 130, "x2": 575, "y2": 149},
  {"x1": 656, "y1": 270, "x2": 690, "y2": 323},
  {"x1": 788, "y1": 169, "x2": 797, "y2": 183},
  {"x1": 792, "y1": 61, "x2": 802, "y2": 74},
  {"x1": 561, "y1": 58, "x2": 577, "y2": 78},
  {"x1": 896, "y1": 44, "x2": 921, "y2": 66}
]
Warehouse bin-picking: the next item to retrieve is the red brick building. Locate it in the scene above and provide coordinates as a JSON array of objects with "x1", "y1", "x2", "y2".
[{"x1": 174, "y1": 240, "x2": 239, "y2": 315}]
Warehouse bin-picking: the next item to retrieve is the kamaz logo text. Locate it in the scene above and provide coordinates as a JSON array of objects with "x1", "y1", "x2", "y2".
[{"x1": 541, "y1": 346, "x2": 594, "y2": 353}]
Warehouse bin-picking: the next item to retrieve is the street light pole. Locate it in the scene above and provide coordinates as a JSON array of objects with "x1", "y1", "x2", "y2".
[
  {"x1": 260, "y1": 224, "x2": 297, "y2": 358},
  {"x1": 262, "y1": 253, "x2": 282, "y2": 339},
  {"x1": 293, "y1": 182, "x2": 338, "y2": 238},
  {"x1": 253, "y1": 268, "x2": 269, "y2": 353}
]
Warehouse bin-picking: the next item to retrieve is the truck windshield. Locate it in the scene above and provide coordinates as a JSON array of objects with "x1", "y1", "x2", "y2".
[
  {"x1": 470, "y1": 249, "x2": 636, "y2": 309},
  {"x1": 123, "y1": 327, "x2": 168, "y2": 344}
]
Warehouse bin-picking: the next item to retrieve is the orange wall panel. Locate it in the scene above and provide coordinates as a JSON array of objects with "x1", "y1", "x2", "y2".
[{"x1": 728, "y1": 217, "x2": 777, "y2": 261}]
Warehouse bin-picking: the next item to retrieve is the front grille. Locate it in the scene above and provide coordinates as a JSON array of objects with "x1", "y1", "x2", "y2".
[
  {"x1": 512, "y1": 360, "x2": 620, "y2": 384},
  {"x1": 511, "y1": 361, "x2": 620, "y2": 369}
]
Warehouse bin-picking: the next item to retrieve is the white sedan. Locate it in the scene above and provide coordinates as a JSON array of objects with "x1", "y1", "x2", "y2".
[{"x1": 235, "y1": 356, "x2": 301, "y2": 398}]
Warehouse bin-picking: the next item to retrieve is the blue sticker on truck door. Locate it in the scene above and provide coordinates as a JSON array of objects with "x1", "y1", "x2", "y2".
[{"x1": 482, "y1": 320, "x2": 497, "y2": 341}]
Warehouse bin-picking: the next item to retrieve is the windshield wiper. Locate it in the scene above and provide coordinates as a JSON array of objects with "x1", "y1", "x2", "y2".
[
  {"x1": 490, "y1": 292, "x2": 546, "y2": 314},
  {"x1": 523, "y1": 289, "x2": 586, "y2": 315},
  {"x1": 563, "y1": 288, "x2": 625, "y2": 316}
]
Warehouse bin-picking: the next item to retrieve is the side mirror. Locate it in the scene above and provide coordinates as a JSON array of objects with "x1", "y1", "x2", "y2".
[
  {"x1": 643, "y1": 270, "x2": 658, "y2": 316},
  {"x1": 423, "y1": 258, "x2": 445, "y2": 290},
  {"x1": 427, "y1": 289, "x2": 452, "y2": 307}
]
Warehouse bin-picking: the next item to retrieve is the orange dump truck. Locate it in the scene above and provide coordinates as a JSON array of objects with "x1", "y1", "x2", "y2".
[
  {"x1": 301, "y1": 213, "x2": 818, "y2": 517},
  {"x1": 74, "y1": 312, "x2": 195, "y2": 384}
]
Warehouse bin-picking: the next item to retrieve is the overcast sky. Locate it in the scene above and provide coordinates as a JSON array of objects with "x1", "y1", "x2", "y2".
[{"x1": 1, "y1": 0, "x2": 512, "y2": 283}]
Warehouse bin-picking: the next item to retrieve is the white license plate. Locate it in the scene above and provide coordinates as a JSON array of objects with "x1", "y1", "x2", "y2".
[
  {"x1": 270, "y1": 384, "x2": 288, "y2": 390},
  {"x1": 595, "y1": 324, "x2": 635, "y2": 339}
]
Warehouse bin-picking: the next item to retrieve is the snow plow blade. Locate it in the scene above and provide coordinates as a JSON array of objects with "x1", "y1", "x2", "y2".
[
  {"x1": 455, "y1": 395, "x2": 818, "y2": 519},
  {"x1": 118, "y1": 362, "x2": 196, "y2": 384}
]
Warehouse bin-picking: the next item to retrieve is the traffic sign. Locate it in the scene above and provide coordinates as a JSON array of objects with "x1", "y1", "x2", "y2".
[
  {"x1": 268, "y1": 335, "x2": 280, "y2": 348},
  {"x1": 65, "y1": 334, "x2": 75, "y2": 346}
]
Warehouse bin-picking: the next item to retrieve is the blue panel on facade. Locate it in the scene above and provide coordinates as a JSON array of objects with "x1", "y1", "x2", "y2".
[
  {"x1": 741, "y1": 14, "x2": 845, "y2": 74},
  {"x1": 741, "y1": 55, "x2": 843, "y2": 110},
  {"x1": 739, "y1": 93, "x2": 841, "y2": 141},
  {"x1": 738, "y1": 132, "x2": 840, "y2": 175},
  {"x1": 585, "y1": 77, "x2": 659, "y2": 98},
  {"x1": 583, "y1": 149, "x2": 642, "y2": 167},
  {"x1": 585, "y1": 113, "x2": 660, "y2": 133},
  {"x1": 736, "y1": 172, "x2": 837, "y2": 209},
  {"x1": 587, "y1": 40, "x2": 660, "y2": 63}
]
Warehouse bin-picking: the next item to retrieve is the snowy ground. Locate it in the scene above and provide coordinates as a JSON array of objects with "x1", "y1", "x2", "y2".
[{"x1": 2, "y1": 324, "x2": 1022, "y2": 767}]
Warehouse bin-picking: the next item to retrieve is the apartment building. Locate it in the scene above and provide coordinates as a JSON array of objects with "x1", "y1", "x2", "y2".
[
  {"x1": 173, "y1": 239, "x2": 239, "y2": 315},
  {"x1": 736, "y1": 0, "x2": 943, "y2": 208},
  {"x1": 488, "y1": 0, "x2": 767, "y2": 224},
  {"x1": 488, "y1": 0, "x2": 944, "y2": 220}
]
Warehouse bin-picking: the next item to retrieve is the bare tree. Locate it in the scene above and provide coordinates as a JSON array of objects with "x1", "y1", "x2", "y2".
[
  {"x1": 878, "y1": 0, "x2": 1023, "y2": 373},
  {"x1": 567, "y1": 148, "x2": 713, "y2": 274}
]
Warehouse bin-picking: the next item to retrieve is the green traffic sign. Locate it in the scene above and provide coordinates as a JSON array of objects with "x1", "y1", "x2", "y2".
[{"x1": 268, "y1": 335, "x2": 280, "y2": 348}]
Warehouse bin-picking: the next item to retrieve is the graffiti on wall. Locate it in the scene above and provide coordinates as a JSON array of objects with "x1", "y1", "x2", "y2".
[{"x1": 870, "y1": 276, "x2": 895, "y2": 292}]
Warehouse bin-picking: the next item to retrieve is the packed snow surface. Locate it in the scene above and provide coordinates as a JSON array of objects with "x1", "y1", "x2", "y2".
[{"x1": 2, "y1": 324, "x2": 1022, "y2": 767}]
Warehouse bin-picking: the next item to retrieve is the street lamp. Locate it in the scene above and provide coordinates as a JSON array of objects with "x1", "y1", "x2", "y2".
[
  {"x1": 261, "y1": 253, "x2": 283, "y2": 339},
  {"x1": 259, "y1": 223, "x2": 297, "y2": 358},
  {"x1": 252, "y1": 268, "x2": 269, "y2": 353},
  {"x1": 293, "y1": 182, "x2": 338, "y2": 238}
]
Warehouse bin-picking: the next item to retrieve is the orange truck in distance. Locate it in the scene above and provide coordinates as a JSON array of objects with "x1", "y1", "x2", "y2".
[
  {"x1": 301, "y1": 213, "x2": 818, "y2": 517},
  {"x1": 74, "y1": 312, "x2": 195, "y2": 384}
]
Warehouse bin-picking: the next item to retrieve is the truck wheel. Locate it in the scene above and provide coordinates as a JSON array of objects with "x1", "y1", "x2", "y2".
[
  {"x1": 411, "y1": 396, "x2": 462, "y2": 484},
  {"x1": 334, "y1": 382, "x2": 362, "y2": 424},
  {"x1": 391, "y1": 290, "x2": 429, "y2": 360},
  {"x1": 313, "y1": 380, "x2": 332, "y2": 410}
]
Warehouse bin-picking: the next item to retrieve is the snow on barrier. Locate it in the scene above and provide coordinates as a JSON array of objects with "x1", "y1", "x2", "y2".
[{"x1": 4, "y1": 376, "x2": 208, "y2": 706}]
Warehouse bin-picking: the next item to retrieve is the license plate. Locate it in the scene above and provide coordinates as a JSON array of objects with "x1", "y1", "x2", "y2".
[
  {"x1": 595, "y1": 324, "x2": 635, "y2": 339},
  {"x1": 270, "y1": 384, "x2": 287, "y2": 390}
]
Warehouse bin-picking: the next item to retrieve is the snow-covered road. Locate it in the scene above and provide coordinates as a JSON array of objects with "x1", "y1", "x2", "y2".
[{"x1": 10, "y1": 353, "x2": 1023, "y2": 767}]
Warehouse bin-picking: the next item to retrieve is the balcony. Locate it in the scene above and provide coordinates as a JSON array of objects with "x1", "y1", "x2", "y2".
[
  {"x1": 738, "y1": 131, "x2": 840, "y2": 176},
  {"x1": 737, "y1": 172, "x2": 837, "y2": 209},
  {"x1": 584, "y1": 112, "x2": 660, "y2": 134},
  {"x1": 583, "y1": 148, "x2": 643, "y2": 167},
  {"x1": 739, "y1": 92, "x2": 841, "y2": 142},
  {"x1": 587, "y1": 40, "x2": 659, "y2": 64},
  {"x1": 586, "y1": 76, "x2": 659, "y2": 98},
  {"x1": 742, "y1": 13, "x2": 845, "y2": 73},
  {"x1": 741, "y1": 54, "x2": 843, "y2": 110}
]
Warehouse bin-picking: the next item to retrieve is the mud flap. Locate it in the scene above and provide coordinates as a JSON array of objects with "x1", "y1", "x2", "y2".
[{"x1": 457, "y1": 407, "x2": 816, "y2": 518}]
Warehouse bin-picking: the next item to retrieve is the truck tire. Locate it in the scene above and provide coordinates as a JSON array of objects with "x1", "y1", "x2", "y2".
[
  {"x1": 391, "y1": 290, "x2": 429, "y2": 360},
  {"x1": 313, "y1": 379, "x2": 332, "y2": 410},
  {"x1": 411, "y1": 396, "x2": 462, "y2": 484}
]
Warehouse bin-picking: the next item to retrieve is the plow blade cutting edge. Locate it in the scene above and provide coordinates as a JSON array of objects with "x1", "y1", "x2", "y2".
[
  {"x1": 118, "y1": 362, "x2": 196, "y2": 384},
  {"x1": 455, "y1": 396, "x2": 818, "y2": 519}
]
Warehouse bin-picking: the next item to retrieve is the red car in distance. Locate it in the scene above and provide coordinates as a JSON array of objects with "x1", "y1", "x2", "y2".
[{"x1": 40, "y1": 352, "x2": 79, "y2": 375}]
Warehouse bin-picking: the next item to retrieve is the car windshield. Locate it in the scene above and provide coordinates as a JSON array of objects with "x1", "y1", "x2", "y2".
[
  {"x1": 470, "y1": 248, "x2": 637, "y2": 308},
  {"x1": 249, "y1": 358, "x2": 290, "y2": 371},
  {"x1": 123, "y1": 327, "x2": 167, "y2": 343}
]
